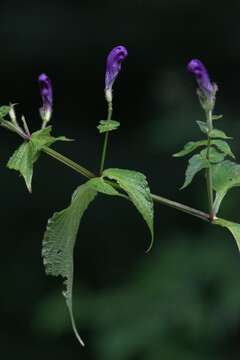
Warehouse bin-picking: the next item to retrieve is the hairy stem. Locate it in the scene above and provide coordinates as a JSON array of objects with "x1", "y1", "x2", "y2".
[
  {"x1": 99, "y1": 101, "x2": 113, "y2": 174},
  {"x1": 205, "y1": 110, "x2": 214, "y2": 220}
]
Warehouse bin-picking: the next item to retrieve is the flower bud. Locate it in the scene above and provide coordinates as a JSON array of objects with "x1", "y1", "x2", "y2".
[
  {"x1": 38, "y1": 73, "x2": 53, "y2": 124},
  {"x1": 105, "y1": 45, "x2": 128, "y2": 102},
  {"x1": 187, "y1": 59, "x2": 217, "y2": 111}
]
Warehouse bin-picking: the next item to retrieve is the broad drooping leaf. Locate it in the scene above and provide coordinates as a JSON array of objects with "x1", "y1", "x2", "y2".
[
  {"x1": 214, "y1": 218, "x2": 240, "y2": 251},
  {"x1": 181, "y1": 154, "x2": 209, "y2": 189},
  {"x1": 97, "y1": 120, "x2": 120, "y2": 133},
  {"x1": 7, "y1": 126, "x2": 70, "y2": 192},
  {"x1": 200, "y1": 147, "x2": 225, "y2": 163},
  {"x1": 103, "y1": 168, "x2": 154, "y2": 251},
  {"x1": 88, "y1": 177, "x2": 121, "y2": 196},
  {"x1": 211, "y1": 139, "x2": 235, "y2": 159},
  {"x1": 209, "y1": 128, "x2": 232, "y2": 139},
  {"x1": 42, "y1": 182, "x2": 97, "y2": 346},
  {"x1": 212, "y1": 160, "x2": 240, "y2": 215}
]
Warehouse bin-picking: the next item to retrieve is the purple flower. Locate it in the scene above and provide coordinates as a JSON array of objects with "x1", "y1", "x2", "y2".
[
  {"x1": 105, "y1": 45, "x2": 128, "y2": 102},
  {"x1": 187, "y1": 59, "x2": 214, "y2": 98},
  {"x1": 38, "y1": 73, "x2": 53, "y2": 123}
]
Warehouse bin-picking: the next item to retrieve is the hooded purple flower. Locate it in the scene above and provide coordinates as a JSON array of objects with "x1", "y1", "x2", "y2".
[
  {"x1": 38, "y1": 73, "x2": 53, "y2": 123},
  {"x1": 105, "y1": 45, "x2": 128, "y2": 101},
  {"x1": 187, "y1": 59, "x2": 214, "y2": 99}
]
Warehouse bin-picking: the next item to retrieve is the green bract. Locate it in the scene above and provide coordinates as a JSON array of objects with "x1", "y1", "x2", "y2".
[{"x1": 97, "y1": 119, "x2": 120, "y2": 133}]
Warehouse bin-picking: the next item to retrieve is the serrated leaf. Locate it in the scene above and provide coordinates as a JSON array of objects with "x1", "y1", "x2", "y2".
[
  {"x1": 200, "y1": 147, "x2": 225, "y2": 163},
  {"x1": 42, "y1": 182, "x2": 97, "y2": 346},
  {"x1": 97, "y1": 120, "x2": 120, "y2": 133},
  {"x1": 181, "y1": 154, "x2": 209, "y2": 189},
  {"x1": 0, "y1": 105, "x2": 11, "y2": 119},
  {"x1": 212, "y1": 114, "x2": 223, "y2": 120},
  {"x1": 212, "y1": 160, "x2": 240, "y2": 214},
  {"x1": 103, "y1": 168, "x2": 154, "y2": 252},
  {"x1": 196, "y1": 120, "x2": 209, "y2": 134},
  {"x1": 7, "y1": 141, "x2": 34, "y2": 192},
  {"x1": 212, "y1": 139, "x2": 235, "y2": 159},
  {"x1": 7, "y1": 126, "x2": 71, "y2": 191},
  {"x1": 214, "y1": 218, "x2": 240, "y2": 251},
  {"x1": 173, "y1": 140, "x2": 207, "y2": 157},
  {"x1": 209, "y1": 128, "x2": 232, "y2": 139}
]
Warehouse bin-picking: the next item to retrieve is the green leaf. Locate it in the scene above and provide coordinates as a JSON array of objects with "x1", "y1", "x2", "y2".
[
  {"x1": 181, "y1": 154, "x2": 209, "y2": 189},
  {"x1": 7, "y1": 141, "x2": 34, "y2": 192},
  {"x1": 214, "y1": 218, "x2": 240, "y2": 251},
  {"x1": 103, "y1": 168, "x2": 154, "y2": 252},
  {"x1": 173, "y1": 140, "x2": 207, "y2": 157},
  {"x1": 209, "y1": 128, "x2": 232, "y2": 139},
  {"x1": 42, "y1": 182, "x2": 97, "y2": 346},
  {"x1": 212, "y1": 114, "x2": 223, "y2": 120},
  {"x1": 7, "y1": 126, "x2": 70, "y2": 191},
  {"x1": 212, "y1": 160, "x2": 240, "y2": 214},
  {"x1": 212, "y1": 139, "x2": 235, "y2": 159},
  {"x1": 97, "y1": 120, "x2": 120, "y2": 133},
  {"x1": 200, "y1": 147, "x2": 225, "y2": 163},
  {"x1": 88, "y1": 177, "x2": 121, "y2": 196},
  {"x1": 0, "y1": 105, "x2": 11, "y2": 119},
  {"x1": 196, "y1": 120, "x2": 209, "y2": 134}
]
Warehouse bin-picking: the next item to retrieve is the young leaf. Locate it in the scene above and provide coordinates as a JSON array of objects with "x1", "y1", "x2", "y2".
[
  {"x1": 103, "y1": 168, "x2": 154, "y2": 251},
  {"x1": 42, "y1": 182, "x2": 97, "y2": 346},
  {"x1": 212, "y1": 160, "x2": 240, "y2": 214},
  {"x1": 0, "y1": 105, "x2": 11, "y2": 119},
  {"x1": 196, "y1": 120, "x2": 209, "y2": 134},
  {"x1": 212, "y1": 114, "x2": 223, "y2": 120},
  {"x1": 97, "y1": 120, "x2": 120, "y2": 134},
  {"x1": 209, "y1": 128, "x2": 232, "y2": 139},
  {"x1": 173, "y1": 140, "x2": 207, "y2": 157},
  {"x1": 214, "y1": 218, "x2": 240, "y2": 251},
  {"x1": 7, "y1": 141, "x2": 34, "y2": 192},
  {"x1": 181, "y1": 154, "x2": 209, "y2": 189},
  {"x1": 212, "y1": 139, "x2": 235, "y2": 159},
  {"x1": 7, "y1": 126, "x2": 71, "y2": 191}
]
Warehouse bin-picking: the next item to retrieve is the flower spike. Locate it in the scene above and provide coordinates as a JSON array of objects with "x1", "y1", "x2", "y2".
[{"x1": 38, "y1": 73, "x2": 53, "y2": 126}]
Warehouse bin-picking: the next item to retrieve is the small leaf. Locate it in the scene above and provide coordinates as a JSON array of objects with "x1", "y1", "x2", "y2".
[
  {"x1": 209, "y1": 128, "x2": 232, "y2": 139},
  {"x1": 103, "y1": 168, "x2": 154, "y2": 252},
  {"x1": 0, "y1": 105, "x2": 11, "y2": 119},
  {"x1": 212, "y1": 114, "x2": 223, "y2": 120},
  {"x1": 181, "y1": 154, "x2": 209, "y2": 189},
  {"x1": 97, "y1": 120, "x2": 120, "y2": 134},
  {"x1": 7, "y1": 141, "x2": 34, "y2": 192},
  {"x1": 212, "y1": 160, "x2": 240, "y2": 214},
  {"x1": 196, "y1": 120, "x2": 209, "y2": 134},
  {"x1": 212, "y1": 139, "x2": 235, "y2": 159},
  {"x1": 7, "y1": 126, "x2": 71, "y2": 191},
  {"x1": 173, "y1": 140, "x2": 207, "y2": 157},
  {"x1": 200, "y1": 147, "x2": 225, "y2": 163},
  {"x1": 214, "y1": 218, "x2": 240, "y2": 251},
  {"x1": 42, "y1": 183, "x2": 97, "y2": 346}
]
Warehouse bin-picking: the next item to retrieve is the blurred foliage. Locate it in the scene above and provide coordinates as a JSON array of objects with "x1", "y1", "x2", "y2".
[{"x1": 34, "y1": 233, "x2": 240, "y2": 359}]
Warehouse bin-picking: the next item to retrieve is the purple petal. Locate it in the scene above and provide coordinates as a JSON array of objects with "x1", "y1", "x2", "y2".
[
  {"x1": 38, "y1": 73, "x2": 53, "y2": 121},
  {"x1": 105, "y1": 45, "x2": 128, "y2": 93},
  {"x1": 187, "y1": 59, "x2": 213, "y2": 98}
]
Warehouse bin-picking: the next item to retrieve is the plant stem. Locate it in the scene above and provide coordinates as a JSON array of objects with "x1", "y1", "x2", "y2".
[
  {"x1": 151, "y1": 194, "x2": 210, "y2": 222},
  {"x1": 42, "y1": 146, "x2": 95, "y2": 179},
  {"x1": 99, "y1": 101, "x2": 113, "y2": 175},
  {"x1": 43, "y1": 146, "x2": 210, "y2": 222},
  {"x1": 205, "y1": 110, "x2": 214, "y2": 220}
]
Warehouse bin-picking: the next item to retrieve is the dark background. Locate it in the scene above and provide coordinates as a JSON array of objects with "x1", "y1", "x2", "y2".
[{"x1": 1, "y1": 0, "x2": 240, "y2": 359}]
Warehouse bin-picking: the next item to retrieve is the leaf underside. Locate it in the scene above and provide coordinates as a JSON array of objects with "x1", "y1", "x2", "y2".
[
  {"x1": 42, "y1": 182, "x2": 97, "y2": 346},
  {"x1": 214, "y1": 218, "x2": 240, "y2": 252},
  {"x1": 103, "y1": 168, "x2": 154, "y2": 251}
]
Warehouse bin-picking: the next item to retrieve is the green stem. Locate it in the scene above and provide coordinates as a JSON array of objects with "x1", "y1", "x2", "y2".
[
  {"x1": 42, "y1": 146, "x2": 95, "y2": 179},
  {"x1": 205, "y1": 110, "x2": 214, "y2": 220},
  {"x1": 99, "y1": 101, "x2": 113, "y2": 175}
]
